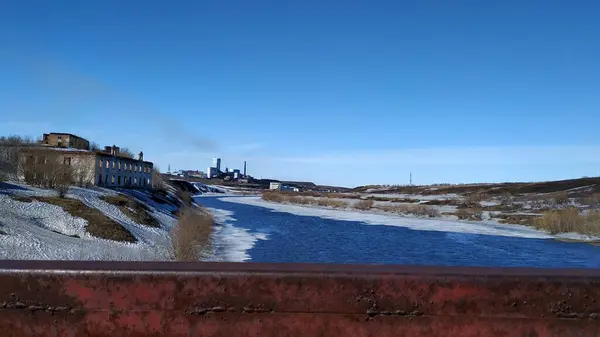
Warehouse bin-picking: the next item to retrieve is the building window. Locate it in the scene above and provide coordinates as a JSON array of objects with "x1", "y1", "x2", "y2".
[
  {"x1": 129, "y1": 163, "x2": 132, "y2": 171},
  {"x1": 118, "y1": 176, "x2": 121, "y2": 185},
  {"x1": 63, "y1": 157, "x2": 71, "y2": 166},
  {"x1": 112, "y1": 175, "x2": 115, "y2": 184},
  {"x1": 105, "y1": 161, "x2": 109, "y2": 169},
  {"x1": 105, "y1": 175, "x2": 108, "y2": 184},
  {"x1": 118, "y1": 162, "x2": 121, "y2": 170},
  {"x1": 99, "y1": 160, "x2": 102, "y2": 168},
  {"x1": 98, "y1": 174, "x2": 102, "y2": 184}
]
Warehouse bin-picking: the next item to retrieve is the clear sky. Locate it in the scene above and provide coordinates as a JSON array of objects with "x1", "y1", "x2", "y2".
[{"x1": 1, "y1": 0, "x2": 599, "y2": 187}]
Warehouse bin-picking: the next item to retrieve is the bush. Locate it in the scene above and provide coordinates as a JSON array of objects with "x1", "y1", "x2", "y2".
[
  {"x1": 354, "y1": 199, "x2": 374, "y2": 210},
  {"x1": 534, "y1": 207, "x2": 583, "y2": 234},
  {"x1": 171, "y1": 207, "x2": 213, "y2": 261},
  {"x1": 315, "y1": 198, "x2": 346, "y2": 208},
  {"x1": 55, "y1": 184, "x2": 69, "y2": 198},
  {"x1": 456, "y1": 208, "x2": 483, "y2": 221}
]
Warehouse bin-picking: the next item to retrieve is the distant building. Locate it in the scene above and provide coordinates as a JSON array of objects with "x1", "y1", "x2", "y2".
[
  {"x1": 182, "y1": 170, "x2": 205, "y2": 178},
  {"x1": 269, "y1": 182, "x2": 281, "y2": 190},
  {"x1": 42, "y1": 133, "x2": 90, "y2": 150},
  {"x1": 207, "y1": 167, "x2": 219, "y2": 179},
  {"x1": 212, "y1": 157, "x2": 221, "y2": 171}
]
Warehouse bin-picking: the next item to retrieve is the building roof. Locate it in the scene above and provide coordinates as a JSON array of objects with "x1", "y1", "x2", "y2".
[
  {"x1": 95, "y1": 151, "x2": 153, "y2": 165},
  {"x1": 20, "y1": 146, "x2": 95, "y2": 155},
  {"x1": 45, "y1": 132, "x2": 87, "y2": 139}
]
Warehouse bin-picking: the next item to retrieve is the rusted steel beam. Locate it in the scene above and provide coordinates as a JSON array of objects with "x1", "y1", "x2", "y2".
[{"x1": 0, "y1": 261, "x2": 599, "y2": 337}]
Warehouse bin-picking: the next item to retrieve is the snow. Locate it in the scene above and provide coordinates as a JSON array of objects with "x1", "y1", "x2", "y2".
[
  {"x1": 0, "y1": 182, "x2": 174, "y2": 260},
  {"x1": 204, "y1": 207, "x2": 268, "y2": 262},
  {"x1": 219, "y1": 196, "x2": 556, "y2": 239}
]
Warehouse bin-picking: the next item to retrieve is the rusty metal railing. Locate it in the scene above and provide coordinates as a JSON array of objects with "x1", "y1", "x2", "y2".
[{"x1": 1, "y1": 261, "x2": 599, "y2": 336}]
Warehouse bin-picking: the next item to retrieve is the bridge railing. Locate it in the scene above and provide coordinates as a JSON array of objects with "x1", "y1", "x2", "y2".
[{"x1": 1, "y1": 261, "x2": 599, "y2": 336}]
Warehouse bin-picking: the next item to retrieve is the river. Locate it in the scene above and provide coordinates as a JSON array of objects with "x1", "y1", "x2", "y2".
[{"x1": 197, "y1": 196, "x2": 600, "y2": 268}]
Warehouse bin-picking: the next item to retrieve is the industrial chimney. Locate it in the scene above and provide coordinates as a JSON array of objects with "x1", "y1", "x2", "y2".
[{"x1": 244, "y1": 161, "x2": 247, "y2": 176}]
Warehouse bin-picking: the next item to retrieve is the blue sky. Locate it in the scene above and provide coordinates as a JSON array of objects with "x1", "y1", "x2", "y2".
[{"x1": 1, "y1": 0, "x2": 599, "y2": 187}]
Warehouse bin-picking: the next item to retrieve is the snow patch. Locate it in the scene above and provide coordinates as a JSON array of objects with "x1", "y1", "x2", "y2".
[{"x1": 204, "y1": 206, "x2": 268, "y2": 262}]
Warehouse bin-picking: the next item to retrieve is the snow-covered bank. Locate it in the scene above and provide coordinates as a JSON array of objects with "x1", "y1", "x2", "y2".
[
  {"x1": 219, "y1": 196, "x2": 558, "y2": 239},
  {"x1": 0, "y1": 182, "x2": 174, "y2": 260}
]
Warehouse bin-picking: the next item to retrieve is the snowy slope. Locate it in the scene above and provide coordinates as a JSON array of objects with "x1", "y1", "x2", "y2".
[{"x1": 0, "y1": 182, "x2": 174, "y2": 260}]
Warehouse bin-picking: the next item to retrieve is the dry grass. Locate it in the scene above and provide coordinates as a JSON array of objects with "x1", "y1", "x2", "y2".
[
  {"x1": 11, "y1": 195, "x2": 34, "y2": 203},
  {"x1": 552, "y1": 192, "x2": 570, "y2": 205},
  {"x1": 262, "y1": 191, "x2": 347, "y2": 209},
  {"x1": 101, "y1": 195, "x2": 161, "y2": 228},
  {"x1": 32, "y1": 196, "x2": 136, "y2": 242},
  {"x1": 584, "y1": 193, "x2": 600, "y2": 207},
  {"x1": 365, "y1": 196, "x2": 419, "y2": 203},
  {"x1": 171, "y1": 206, "x2": 214, "y2": 261},
  {"x1": 534, "y1": 208, "x2": 583, "y2": 234},
  {"x1": 455, "y1": 208, "x2": 483, "y2": 221},
  {"x1": 495, "y1": 214, "x2": 537, "y2": 226},
  {"x1": 315, "y1": 198, "x2": 347, "y2": 208},
  {"x1": 373, "y1": 204, "x2": 440, "y2": 217},
  {"x1": 354, "y1": 199, "x2": 374, "y2": 210}
]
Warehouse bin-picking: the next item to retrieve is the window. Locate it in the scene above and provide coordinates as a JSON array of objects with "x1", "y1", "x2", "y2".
[
  {"x1": 118, "y1": 176, "x2": 121, "y2": 185},
  {"x1": 118, "y1": 162, "x2": 121, "y2": 170},
  {"x1": 112, "y1": 175, "x2": 115, "y2": 184},
  {"x1": 129, "y1": 163, "x2": 132, "y2": 171},
  {"x1": 112, "y1": 161, "x2": 116, "y2": 169},
  {"x1": 98, "y1": 160, "x2": 102, "y2": 168},
  {"x1": 134, "y1": 165, "x2": 137, "y2": 172},
  {"x1": 98, "y1": 174, "x2": 102, "y2": 184},
  {"x1": 63, "y1": 157, "x2": 71, "y2": 166},
  {"x1": 105, "y1": 161, "x2": 109, "y2": 168},
  {"x1": 105, "y1": 175, "x2": 108, "y2": 184}
]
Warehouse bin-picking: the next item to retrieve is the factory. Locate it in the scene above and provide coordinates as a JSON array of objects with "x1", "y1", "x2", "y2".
[{"x1": 206, "y1": 157, "x2": 248, "y2": 181}]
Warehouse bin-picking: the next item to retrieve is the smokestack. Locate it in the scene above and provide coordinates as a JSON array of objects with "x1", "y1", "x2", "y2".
[{"x1": 244, "y1": 161, "x2": 247, "y2": 176}]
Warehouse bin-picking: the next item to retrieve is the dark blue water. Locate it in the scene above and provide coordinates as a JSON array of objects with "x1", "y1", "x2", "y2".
[{"x1": 197, "y1": 197, "x2": 600, "y2": 268}]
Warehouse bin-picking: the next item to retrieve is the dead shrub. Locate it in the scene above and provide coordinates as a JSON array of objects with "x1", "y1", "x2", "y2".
[
  {"x1": 354, "y1": 199, "x2": 374, "y2": 210},
  {"x1": 456, "y1": 208, "x2": 483, "y2": 221},
  {"x1": 534, "y1": 207, "x2": 583, "y2": 234},
  {"x1": 425, "y1": 207, "x2": 441, "y2": 218},
  {"x1": 315, "y1": 198, "x2": 346, "y2": 208},
  {"x1": 171, "y1": 207, "x2": 213, "y2": 261},
  {"x1": 373, "y1": 204, "x2": 406, "y2": 214}
]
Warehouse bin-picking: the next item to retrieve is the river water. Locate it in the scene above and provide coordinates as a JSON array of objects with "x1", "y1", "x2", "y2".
[{"x1": 197, "y1": 196, "x2": 600, "y2": 268}]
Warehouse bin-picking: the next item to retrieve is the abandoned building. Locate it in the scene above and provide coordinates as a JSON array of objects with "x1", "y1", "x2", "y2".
[
  {"x1": 13, "y1": 134, "x2": 153, "y2": 189},
  {"x1": 42, "y1": 133, "x2": 90, "y2": 150},
  {"x1": 95, "y1": 146, "x2": 153, "y2": 188}
]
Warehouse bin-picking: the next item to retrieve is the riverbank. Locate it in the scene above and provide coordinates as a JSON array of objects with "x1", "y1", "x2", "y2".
[{"x1": 220, "y1": 196, "x2": 600, "y2": 243}]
